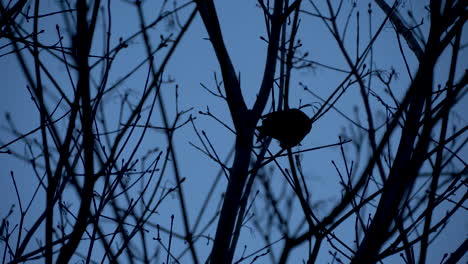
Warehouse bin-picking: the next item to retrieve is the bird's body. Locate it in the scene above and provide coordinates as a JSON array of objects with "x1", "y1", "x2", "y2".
[{"x1": 257, "y1": 108, "x2": 312, "y2": 148}]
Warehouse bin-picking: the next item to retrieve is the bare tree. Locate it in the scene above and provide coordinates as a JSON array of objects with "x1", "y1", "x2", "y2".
[{"x1": 0, "y1": 0, "x2": 466, "y2": 263}]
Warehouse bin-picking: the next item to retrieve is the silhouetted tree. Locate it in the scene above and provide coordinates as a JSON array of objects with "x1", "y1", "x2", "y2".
[{"x1": 0, "y1": 1, "x2": 466, "y2": 263}]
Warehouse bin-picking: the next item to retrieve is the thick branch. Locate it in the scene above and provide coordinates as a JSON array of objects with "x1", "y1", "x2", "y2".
[
  {"x1": 195, "y1": 0, "x2": 248, "y2": 131},
  {"x1": 374, "y1": 0, "x2": 424, "y2": 60}
]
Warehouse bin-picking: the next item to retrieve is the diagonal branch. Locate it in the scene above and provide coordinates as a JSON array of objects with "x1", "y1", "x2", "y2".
[
  {"x1": 374, "y1": 0, "x2": 424, "y2": 60},
  {"x1": 195, "y1": 0, "x2": 247, "y2": 131}
]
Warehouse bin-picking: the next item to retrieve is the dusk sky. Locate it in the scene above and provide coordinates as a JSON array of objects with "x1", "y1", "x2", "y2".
[{"x1": 0, "y1": 0, "x2": 466, "y2": 263}]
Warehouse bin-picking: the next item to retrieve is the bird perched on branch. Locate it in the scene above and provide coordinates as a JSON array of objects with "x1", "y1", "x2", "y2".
[{"x1": 257, "y1": 108, "x2": 312, "y2": 148}]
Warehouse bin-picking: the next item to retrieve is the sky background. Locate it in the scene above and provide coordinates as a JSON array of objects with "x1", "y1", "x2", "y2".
[{"x1": 0, "y1": 0, "x2": 467, "y2": 263}]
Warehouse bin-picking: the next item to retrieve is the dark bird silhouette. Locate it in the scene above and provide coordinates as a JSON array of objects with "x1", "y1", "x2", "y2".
[{"x1": 257, "y1": 108, "x2": 312, "y2": 148}]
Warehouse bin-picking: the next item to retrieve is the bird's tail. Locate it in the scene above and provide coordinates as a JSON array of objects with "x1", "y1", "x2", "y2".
[{"x1": 256, "y1": 126, "x2": 266, "y2": 143}]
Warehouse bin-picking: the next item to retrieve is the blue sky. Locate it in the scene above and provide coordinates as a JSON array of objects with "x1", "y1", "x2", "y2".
[{"x1": 0, "y1": 0, "x2": 466, "y2": 263}]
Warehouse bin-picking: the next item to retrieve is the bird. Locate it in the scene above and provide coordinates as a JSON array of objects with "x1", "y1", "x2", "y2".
[{"x1": 257, "y1": 108, "x2": 312, "y2": 148}]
